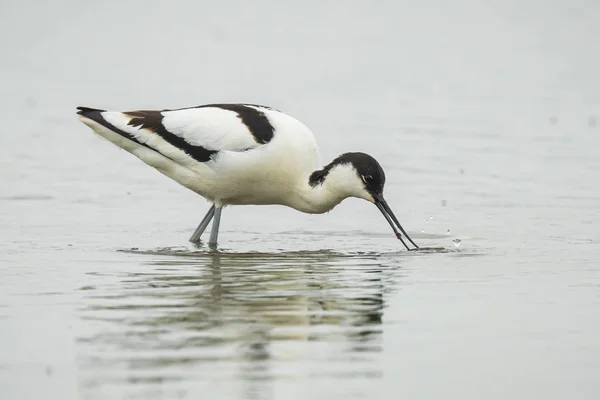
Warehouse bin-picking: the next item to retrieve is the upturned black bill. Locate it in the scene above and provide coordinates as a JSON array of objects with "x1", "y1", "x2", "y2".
[{"x1": 374, "y1": 196, "x2": 419, "y2": 251}]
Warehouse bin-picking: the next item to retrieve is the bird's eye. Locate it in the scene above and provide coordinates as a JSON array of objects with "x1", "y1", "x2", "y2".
[{"x1": 361, "y1": 175, "x2": 373, "y2": 184}]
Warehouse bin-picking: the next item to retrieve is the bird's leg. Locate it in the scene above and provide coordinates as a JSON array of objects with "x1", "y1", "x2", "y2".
[
  {"x1": 208, "y1": 206, "x2": 223, "y2": 248},
  {"x1": 189, "y1": 205, "x2": 216, "y2": 244}
]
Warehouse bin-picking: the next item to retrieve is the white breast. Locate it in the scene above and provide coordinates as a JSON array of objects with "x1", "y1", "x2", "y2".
[{"x1": 205, "y1": 108, "x2": 322, "y2": 206}]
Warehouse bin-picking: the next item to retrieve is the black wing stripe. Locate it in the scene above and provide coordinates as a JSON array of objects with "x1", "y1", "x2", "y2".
[
  {"x1": 196, "y1": 104, "x2": 275, "y2": 144},
  {"x1": 124, "y1": 110, "x2": 217, "y2": 163}
]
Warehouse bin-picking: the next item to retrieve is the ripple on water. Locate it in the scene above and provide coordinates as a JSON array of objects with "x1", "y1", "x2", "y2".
[{"x1": 76, "y1": 248, "x2": 403, "y2": 388}]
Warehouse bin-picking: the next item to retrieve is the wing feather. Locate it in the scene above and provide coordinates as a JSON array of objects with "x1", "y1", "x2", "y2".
[
  {"x1": 160, "y1": 105, "x2": 269, "y2": 152},
  {"x1": 79, "y1": 104, "x2": 277, "y2": 165}
]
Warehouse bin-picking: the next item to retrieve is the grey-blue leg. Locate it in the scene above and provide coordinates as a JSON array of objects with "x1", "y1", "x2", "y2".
[
  {"x1": 189, "y1": 205, "x2": 216, "y2": 244},
  {"x1": 208, "y1": 206, "x2": 223, "y2": 247}
]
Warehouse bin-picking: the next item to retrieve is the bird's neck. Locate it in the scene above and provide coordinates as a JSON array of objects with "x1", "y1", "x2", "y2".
[{"x1": 286, "y1": 164, "x2": 358, "y2": 214}]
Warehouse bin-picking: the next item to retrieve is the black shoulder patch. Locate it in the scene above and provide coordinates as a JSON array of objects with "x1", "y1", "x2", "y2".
[
  {"x1": 198, "y1": 104, "x2": 275, "y2": 144},
  {"x1": 125, "y1": 110, "x2": 217, "y2": 163}
]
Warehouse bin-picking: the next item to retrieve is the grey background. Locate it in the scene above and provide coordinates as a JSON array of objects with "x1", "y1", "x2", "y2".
[{"x1": 1, "y1": 1, "x2": 599, "y2": 399}]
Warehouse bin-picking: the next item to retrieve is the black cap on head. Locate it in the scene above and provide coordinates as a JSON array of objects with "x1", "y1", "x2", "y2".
[
  {"x1": 309, "y1": 152, "x2": 386, "y2": 197},
  {"x1": 308, "y1": 151, "x2": 419, "y2": 250},
  {"x1": 343, "y1": 152, "x2": 386, "y2": 197}
]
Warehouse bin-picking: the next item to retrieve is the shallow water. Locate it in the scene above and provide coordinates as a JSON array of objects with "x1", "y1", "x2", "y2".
[{"x1": 2, "y1": 1, "x2": 600, "y2": 399}]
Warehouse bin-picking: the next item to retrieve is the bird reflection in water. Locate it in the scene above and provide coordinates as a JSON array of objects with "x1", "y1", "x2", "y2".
[{"x1": 78, "y1": 249, "x2": 400, "y2": 398}]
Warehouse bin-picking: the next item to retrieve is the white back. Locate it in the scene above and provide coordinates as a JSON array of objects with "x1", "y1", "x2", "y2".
[{"x1": 161, "y1": 107, "x2": 263, "y2": 151}]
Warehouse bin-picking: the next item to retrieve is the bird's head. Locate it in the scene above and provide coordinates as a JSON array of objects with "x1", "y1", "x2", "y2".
[{"x1": 309, "y1": 152, "x2": 419, "y2": 250}]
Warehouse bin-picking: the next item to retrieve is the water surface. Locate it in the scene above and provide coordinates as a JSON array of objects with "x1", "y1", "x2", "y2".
[{"x1": 1, "y1": 1, "x2": 600, "y2": 399}]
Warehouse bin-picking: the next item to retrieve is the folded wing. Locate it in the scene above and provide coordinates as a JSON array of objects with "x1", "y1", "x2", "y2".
[{"x1": 77, "y1": 104, "x2": 277, "y2": 167}]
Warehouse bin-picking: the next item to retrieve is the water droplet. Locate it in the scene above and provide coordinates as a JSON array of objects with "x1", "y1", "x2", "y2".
[
  {"x1": 446, "y1": 229, "x2": 451, "y2": 235},
  {"x1": 452, "y1": 239, "x2": 461, "y2": 248},
  {"x1": 429, "y1": 216, "x2": 434, "y2": 220},
  {"x1": 441, "y1": 200, "x2": 447, "y2": 207},
  {"x1": 459, "y1": 168, "x2": 465, "y2": 175},
  {"x1": 421, "y1": 229, "x2": 425, "y2": 233}
]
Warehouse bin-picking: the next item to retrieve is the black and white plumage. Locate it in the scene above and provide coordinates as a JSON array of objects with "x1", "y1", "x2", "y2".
[{"x1": 76, "y1": 103, "x2": 418, "y2": 249}]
